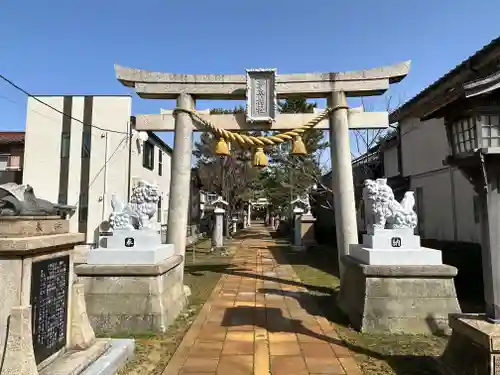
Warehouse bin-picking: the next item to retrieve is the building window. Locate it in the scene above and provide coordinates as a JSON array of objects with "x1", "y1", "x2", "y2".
[
  {"x1": 158, "y1": 150, "x2": 163, "y2": 176},
  {"x1": 81, "y1": 133, "x2": 91, "y2": 158},
  {"x1": 157, "y1": 197, "x2": 162, "y2": 223},
  {"x1": 415, "y1": 187, "x2": 425, "y2": 236},
  {"x1": 0, "y1": 155, "x2": 8, "y2": 171},
  {"x1": 61, "y1": 133, "x2": 71, "y2": 158},
  {"x1": 143, "y1": 141, "x2": 154, "y2": 170},
  {"x1": 480, "y1": 114, "x2": 500, "y2": 148},
  {"x1": 473, "y1": 195, "x2": 481, "y2": 224},
  {"x1": 451, "y1": 117, "x2": 476, "y2": 154}
]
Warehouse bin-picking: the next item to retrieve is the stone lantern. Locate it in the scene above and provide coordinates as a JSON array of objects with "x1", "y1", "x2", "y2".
[
  {"x1": 290, "y1": 197, "x2": 309, "y2": 251},
  {"x1": 211, "y1": 197, "x2": 228, "y2": 249},
  {"x1": 436, "y1": 72, "x2": 500, "y2": 375}
]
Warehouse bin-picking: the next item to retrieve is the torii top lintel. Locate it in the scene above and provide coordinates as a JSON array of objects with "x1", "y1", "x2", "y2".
[{"x1": 114, "y1": 61, "x2": 410, "y2": 100}]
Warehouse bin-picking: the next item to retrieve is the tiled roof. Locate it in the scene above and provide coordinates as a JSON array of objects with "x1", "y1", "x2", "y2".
[
  {"x1": 390, "y1": 36, "x2": 500, "y2": 122},
  {"x1": 0, "y1": 132, "x2": 25, "y2": 145}
]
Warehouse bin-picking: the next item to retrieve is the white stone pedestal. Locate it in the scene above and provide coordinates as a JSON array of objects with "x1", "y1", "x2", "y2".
[
  {"x1": 88, "y1": 229, "x2": 174, "y2": 265},
  {"x1": 350, "y1": 228, "x2": 442, "y2": 266},
  {"x1": 349, "y1": 246, "x2": 442, "y2": 266}
]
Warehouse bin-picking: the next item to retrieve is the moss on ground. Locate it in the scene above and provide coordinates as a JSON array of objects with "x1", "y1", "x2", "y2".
[{"x1": 279, "y1": 244, "x2": 448, "y2": 375}]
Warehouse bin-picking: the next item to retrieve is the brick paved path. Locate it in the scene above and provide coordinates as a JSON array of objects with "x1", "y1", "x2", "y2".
[{"x1": 163, "y1": 224, "x2": 362, "y2": 375}]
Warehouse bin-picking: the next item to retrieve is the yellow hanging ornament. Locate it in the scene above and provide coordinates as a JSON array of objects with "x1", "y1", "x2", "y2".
[
  {"x1": 214, "y1": 137, "x2": 231, "y2": 157},
  {"x1": 253, "y1": 147, "x2": 268, "y2": 168},
  {"x1": 291, "y1": 135, "x2": 307, "y2": 156}
]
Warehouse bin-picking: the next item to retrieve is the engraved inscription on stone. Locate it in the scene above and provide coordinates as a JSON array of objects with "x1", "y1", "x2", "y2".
[
  {"x1": 30, "y1": 255, "x2": 70, "y2": 364},
  {"x1": 494, "y1": 354, "x2": 500, "y2": 375},
  {"x1": 391, "y1": 237, "x2": 402, "y2": 248},
  {"x1": 246, "y1": 69, "x2": 277, "y2": 123},
  {"x1": 255, "y1": 79, "x2": 268, "y2": 115},
  {"x1": 125, "y1": 237, "x2": 135, "y2": 248}
]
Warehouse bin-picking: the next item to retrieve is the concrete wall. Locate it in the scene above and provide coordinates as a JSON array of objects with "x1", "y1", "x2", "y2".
[
  {"x1": 130, "y1": 135, "x2": 172, "y2": 226},
  {"x1": 400, "y1": 117, "x2": 450, "y2": 175},
  {"x1": 383, "y1": 146, "x2": 399, "y2": 178},
  {"x1": 398, "y1": 117, "x2": 480, "y2": 243},
  {"x1": 23, "y1": 95, "x2": 172, "y2": 246}
]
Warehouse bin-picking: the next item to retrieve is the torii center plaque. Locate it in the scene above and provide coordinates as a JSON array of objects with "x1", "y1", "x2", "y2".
[{"x1": 246, "y1": 69, "x2": 277, "y2": 124}]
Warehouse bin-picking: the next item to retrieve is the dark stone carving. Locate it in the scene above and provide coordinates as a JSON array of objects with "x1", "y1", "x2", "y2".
[
  {"x1": 0, "y1": 183, "x2": 75, "y2": 217},
  {"x1": 30, "y1": 255, "x2": 70, "y2": 364}
]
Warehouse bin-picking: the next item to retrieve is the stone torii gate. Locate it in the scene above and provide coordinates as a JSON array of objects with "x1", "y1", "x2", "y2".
[{"x1": 114, "y1": 62, "x2": 410, "y2": 277}]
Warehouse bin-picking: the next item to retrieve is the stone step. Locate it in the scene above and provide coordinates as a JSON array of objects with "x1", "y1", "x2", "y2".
[
  {"x1": 80, "y1": 339, "x2": 135, "y2": 375},
  {"x1": 39, "y1": 340, "x2": 110, "y2": 375}
]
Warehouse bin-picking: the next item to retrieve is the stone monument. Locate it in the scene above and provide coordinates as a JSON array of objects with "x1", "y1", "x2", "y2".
[
  {"x1": 338, "y1": 178, "x2": 461, "y2": 334},
  {"x1": 211, "y1": 197, "x2": 228, "y2": 250},
  {"x1": 290, "y1": 197, "x2": 307, "y2": 251},
  {"x1": 290, "y1": 196, "x2": 316, "y2": 250},
  {"x1": 75, "y1": 180, "x2": 186, "y2": 334},
  {"x1": 350, "y1": 178, "x2": 441, "y2": 265},
  {"x1": 0, "y1": 183, "x2": 133, "y2": 375},
  {"x1": 301, "y1": 192, "x2": 317, "y2": 247}
]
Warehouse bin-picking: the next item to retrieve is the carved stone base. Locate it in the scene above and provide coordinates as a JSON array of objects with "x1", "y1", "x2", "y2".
[
  {"x1": 439, "y1": 314, "x2": 500, "y2": 375},
  {"x1": 69, "y1": 283, "x2": 96, "y2": 350},
  {"x1": 0, "y1": 306, "x2": 38, "y2": 375},
  {"x1": 0, "y1": 284, "x2": 128, "y2": 375},
  {"x1": 338, "y1": 255, "x2": 461, "y2": 334},
  {"x1": 75, "y1": 255, "x2": 187, "y2": 335},
  {"x1": 0, "y1": 216, "x2": 69, "y2": 238}
]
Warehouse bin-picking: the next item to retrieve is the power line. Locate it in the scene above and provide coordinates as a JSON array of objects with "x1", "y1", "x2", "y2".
[
  {"x1": 0, "y1": 73, "x2": 129, "y2": 135},
  {"x1": 72, "y1": 135, "x2": 129, "y2": 207}
]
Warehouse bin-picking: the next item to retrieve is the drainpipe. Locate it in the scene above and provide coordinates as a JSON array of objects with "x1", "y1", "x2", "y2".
[
  {"x1": 127, "y1": 117, "x2": 134, "y2": 202},
  {"x1": 396, "y1": 125, "x2": 403, "y2": 176},
  {"x1": 101, "y1": 132, "x2": 109, "y2": 220},
  {"x1": 449, "y1": 166, "x2": 458, "y2": 241}
]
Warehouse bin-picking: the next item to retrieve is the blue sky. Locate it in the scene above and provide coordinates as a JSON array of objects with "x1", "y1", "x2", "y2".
[{"x1": 1, "y1": 0, "x2": 499, "y2": 159}]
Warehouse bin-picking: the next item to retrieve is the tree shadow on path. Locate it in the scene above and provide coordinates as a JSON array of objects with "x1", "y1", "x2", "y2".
[{"x1": 221, "y1": 305, "x2": 441, "y2": 375}]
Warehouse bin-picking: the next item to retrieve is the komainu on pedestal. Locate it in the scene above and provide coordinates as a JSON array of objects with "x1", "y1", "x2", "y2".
[
  {"x1": 338, "y1": 178, "x2": 461, "y2": 334},
  {"x1": 79, "y1": 180, "x2": 187, "y2": 335},
  {"x1": 109, "y1": 180, "x2": 160, "y2": 230},
  {"x1": 362, "y1": 178, "x2": 417, "y2": 231}
]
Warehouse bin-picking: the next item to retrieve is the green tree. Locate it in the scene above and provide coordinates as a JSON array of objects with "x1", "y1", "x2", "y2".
[
  {"x1": 260, "y1": 97, "x2": 329, "y2": 211},
  {"x1": 192, "y1": 106, "x2": 260, "y2": 221}
]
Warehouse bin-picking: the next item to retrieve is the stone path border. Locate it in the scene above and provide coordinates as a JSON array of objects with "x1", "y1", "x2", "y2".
[{"x1": 162, "y1": 224, "x2": 362, "y2": 375}]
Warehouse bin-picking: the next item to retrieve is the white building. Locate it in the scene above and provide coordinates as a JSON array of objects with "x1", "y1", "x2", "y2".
[
  {"x1": 386, "y1": 36, "x2": 500, "y2": 244},
  {"x1": 380, "y1": 118, "x2": 480, "y2": 244},
  {"x1": 23, "y1": 95, "x2": 173, "y2": 247}
]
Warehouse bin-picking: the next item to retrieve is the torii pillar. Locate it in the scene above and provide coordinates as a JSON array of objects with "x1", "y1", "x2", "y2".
[{"x1": 114, "y1": 61, "x2": 411, "y2": 281}]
